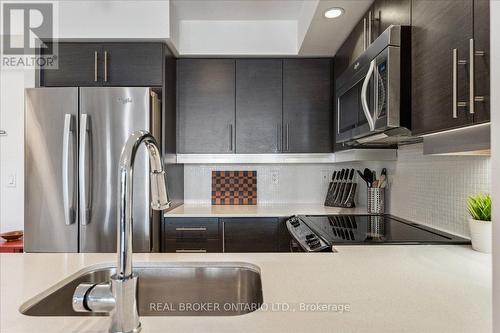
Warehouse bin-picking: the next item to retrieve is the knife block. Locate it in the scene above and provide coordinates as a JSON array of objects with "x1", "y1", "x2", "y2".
[{"x1": 324, "y1": 180, "x2": 356, "y2": 208}]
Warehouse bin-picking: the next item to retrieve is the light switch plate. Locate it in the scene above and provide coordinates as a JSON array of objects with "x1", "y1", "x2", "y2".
[
  {"x1": 7, "y1": 174, "x2": 16, "y2": 188},
  {"x1": 271, "y1": 170, "x2": 279, "y2": 185}
]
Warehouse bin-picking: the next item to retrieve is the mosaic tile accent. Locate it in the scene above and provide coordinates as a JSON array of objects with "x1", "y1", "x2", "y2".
[{"x1": 211, "y1": 171, "x2": 257, "y2": 205}]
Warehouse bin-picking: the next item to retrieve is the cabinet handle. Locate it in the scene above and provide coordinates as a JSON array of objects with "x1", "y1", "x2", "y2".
[
  {"x1": 363, "y1": 18, "x2": 367, "y2": 50},
  {"x1": 0, "y1": 130, "x2": 6, "y2": 136},
  {"x1": 368, "y1": 11, "x2": 372, "y2": 46},
  {"x1": 285, "y1": 123, "x2": 290, "y2": 151},
  {"x1": 94, "y1": 51, "x2": 98, "y2": 82},
  {"x1": 469, "y1": 38, "x2": 486, "y2": 114},
  {"x1": 104, "y1": 51, "x2": 108, "y2": 82},
  {"x1": 222, "y1": 220, "x2": 225, "y2": 253},
  {"x1": 452, "y1": 48, "x2": 467, "y2": 118},
  {"x1": 175, "y1": 227, "x2": 207, "y2": 231},
  {"x1": 228, "y1": 124, "x2": 233, "y2": 151},
  {"x1": 176, "y1": 249, "x2": 207, "y2": 253},
  {"x1": 276, "y1": 123, "x2": 281, "y2": 152}
]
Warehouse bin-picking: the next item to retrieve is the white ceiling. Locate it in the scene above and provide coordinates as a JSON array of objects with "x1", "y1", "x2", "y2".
[
  {"x1": 299, "y1": 0, "x2": 374, "y2": 56},
  {"x1": 171, "y1": 0, "x2": 305, "y2": 20},
  {"x1": 170, "y1": 0, "x2": 374, "y2": 56}
]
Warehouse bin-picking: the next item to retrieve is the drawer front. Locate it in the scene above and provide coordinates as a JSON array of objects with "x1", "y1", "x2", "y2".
[
  {"x1": 164, "y1": 239, "x2": 221, "y2": 253},
  {"x1": 164, "y1": 218, "x2": 219, "y2": 240}
]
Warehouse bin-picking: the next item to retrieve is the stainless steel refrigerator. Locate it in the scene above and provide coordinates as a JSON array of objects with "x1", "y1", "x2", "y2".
[{"x1": 25, "y1": 87, "x2": 162, "y2": 253}]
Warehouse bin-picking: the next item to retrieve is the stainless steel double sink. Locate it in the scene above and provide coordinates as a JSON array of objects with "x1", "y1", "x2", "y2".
[{"x1": 20, "y1": 262, "x2": 263, "y2": 317}]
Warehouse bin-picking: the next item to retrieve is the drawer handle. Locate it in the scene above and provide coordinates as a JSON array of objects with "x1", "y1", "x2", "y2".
[
  {"x1": 175, "y1": 227, "x2": 207, "y2": 231},
  {"x1": 176, "y1": 249, "x2": 207, "y2": 253}
]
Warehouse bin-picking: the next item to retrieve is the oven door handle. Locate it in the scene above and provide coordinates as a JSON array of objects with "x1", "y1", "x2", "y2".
[{"x1": 361, "y1": 59, "x2": 376, "y2": 131}]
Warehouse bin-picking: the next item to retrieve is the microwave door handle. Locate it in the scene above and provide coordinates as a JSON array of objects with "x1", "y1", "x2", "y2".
[{"x1": 361, "y1": 59, "x2": 376, "y2": 131}]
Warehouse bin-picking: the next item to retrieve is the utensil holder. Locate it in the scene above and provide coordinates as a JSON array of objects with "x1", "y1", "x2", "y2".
[{"x1": 367, "y1": 188, "x2": 385, "y2": 214}]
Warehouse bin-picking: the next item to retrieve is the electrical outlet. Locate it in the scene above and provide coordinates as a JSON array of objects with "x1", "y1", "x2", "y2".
[
  {"x1": 7, "y1": 174, "x2": 16, "y2": 188},
  {"x1": 321, "y1": 170, "x2": 330, "y2": 184},
  {"x1": 271, "y1": 170, "x2": 279, "y2": 185}
]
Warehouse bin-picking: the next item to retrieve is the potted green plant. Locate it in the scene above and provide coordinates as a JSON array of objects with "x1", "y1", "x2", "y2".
[{"x1": 467, "y1": 193, "x2": 492, "y2": 253}]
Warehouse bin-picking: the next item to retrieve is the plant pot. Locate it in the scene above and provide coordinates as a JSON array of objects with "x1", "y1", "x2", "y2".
[{"x1": 468, "y1": 218, "x2": 492, "y2": 253}]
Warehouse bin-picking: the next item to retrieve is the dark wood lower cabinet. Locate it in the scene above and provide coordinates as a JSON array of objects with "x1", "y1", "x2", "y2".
[
  {"x1": 163, "y1": 216, "x2": 291, "y2": 253},
  {"x1": 222, "y1": 218, "x2": 279, "y2": 252}
]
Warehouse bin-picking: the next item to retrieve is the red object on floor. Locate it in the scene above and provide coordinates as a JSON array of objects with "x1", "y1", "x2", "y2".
[{"x1": 0, "y1": 239, "x2": 23, "y2": 253}]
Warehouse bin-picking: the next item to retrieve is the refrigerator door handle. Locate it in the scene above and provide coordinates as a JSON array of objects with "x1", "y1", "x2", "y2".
[
  {"x1": 79, "y1": 114, "x2": 92, "y2": 225},
  {"x1": 62, "y1": 114, "x2": 76, "y2": 225}
]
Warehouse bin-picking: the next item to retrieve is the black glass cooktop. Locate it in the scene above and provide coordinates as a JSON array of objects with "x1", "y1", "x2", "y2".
[{"x1": 300, "y1": 215, "x2": 470, "y2": 245}]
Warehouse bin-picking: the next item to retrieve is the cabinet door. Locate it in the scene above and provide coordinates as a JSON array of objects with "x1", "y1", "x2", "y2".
[
  {"x1": 472, "y1": 0, "x2": 490, "y2": 123},
  {"x1": 283, "y1": 59, "x2": 332, "y2": 153},
  {"x1": 222, "y1": 218, "x2": 278, "y2": 252},
  {"x1": 236, "y1": 59, "x2": 282, "y2": 153},
  {"x1": 369, "y1": 0, "x2": 411, "y2": 41},
  {"x1": 102, "y1": 43, "x2": 163, "y2": 86},
  {"x1": 411, "y1": 0, "x2": 473, "y2": 135},
  {"x1": 177, "y1": 59, "x2": 236, "y2": 153},
  {"x1": 41, "y1": 43, "x2": 101, "y2": 86}
]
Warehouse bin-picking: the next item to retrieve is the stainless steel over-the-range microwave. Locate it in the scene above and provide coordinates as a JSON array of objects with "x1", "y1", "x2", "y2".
[{"x1": 336, "y1": 25, "x2": 412, "y2": 145}]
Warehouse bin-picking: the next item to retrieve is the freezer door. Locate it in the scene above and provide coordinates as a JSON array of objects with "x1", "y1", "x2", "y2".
[
  {"x1": 79, "y1": 87, "x2": 151, "y2": 252},
  {"x1": 25, "y1": 88, "x2": 79, "y2": 252}
]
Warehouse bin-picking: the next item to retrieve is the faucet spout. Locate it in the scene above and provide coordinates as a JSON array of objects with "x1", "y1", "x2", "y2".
[
  {"x1": 73, "y1": 130, "x2": 170, "y2": 333},
  {"x1": 117, "y1": 130, "x2": 170, "y2": 278}
]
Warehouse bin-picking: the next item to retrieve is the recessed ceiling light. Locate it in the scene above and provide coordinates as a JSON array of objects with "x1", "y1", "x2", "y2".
[{"x1": 324, "y1": 7, "x2": 344, "y2": 19}]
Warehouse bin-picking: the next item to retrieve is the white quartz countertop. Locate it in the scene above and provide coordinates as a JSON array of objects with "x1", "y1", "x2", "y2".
[
  {"x1": 0, "y1": 246, "x2": 491, "y2": 333},
  {"x1": 164, "y1": 203, "x2": 367, "y2": 217}
]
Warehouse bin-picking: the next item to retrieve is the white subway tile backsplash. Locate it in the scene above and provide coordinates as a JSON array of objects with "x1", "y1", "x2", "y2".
[
  {"x1": 184, "y1": 164, "x2": 337, "y2": 205},
  {"x1": 388, "y1": 143, "x2": 490, "y2": 238},
  {"x1": 183, "y1": 143, "x2": 491, "y2": 238}
]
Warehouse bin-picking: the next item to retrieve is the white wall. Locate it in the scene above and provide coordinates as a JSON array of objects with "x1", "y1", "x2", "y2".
[
  {"x1": 57, "y1": 0, "x2": 170, "y2": 39},
  {"x1": 0, "y1": 69, "x2": 35, "y2": 233},
  {"x1": 177, "y1": 20, "x2": 298, "y2": 55},
  {"x1": 490, "y1": 1, "x2": 499, "y2": 332}
]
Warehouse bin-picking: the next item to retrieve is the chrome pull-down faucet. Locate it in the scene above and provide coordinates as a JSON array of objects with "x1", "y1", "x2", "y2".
[{"x1": 73, "y1": 131, "x2": 170, "y2": 333}]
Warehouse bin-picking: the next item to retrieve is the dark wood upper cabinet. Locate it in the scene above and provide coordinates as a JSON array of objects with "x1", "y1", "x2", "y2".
[
  {"x1": 222, "y1": 218, "x2": 278, "y2": 252},
  {"x1": 411, "y1": 0, "x2": 476, "y2": 135},
  {"x1": 102, "y1": 43, "x2": 163, "y2": 86},
  {"x1": 41, "y1": 42, "x2": 164, "y2": 87},
  {"x1": 236, "y1": 59, "x2": 283, "y2": 153},
  {"x1": 472, "y1": 0, "x2": 490, "y2": 124},
  {"x1": 41, "y1": 43, "x2": 102, "y2": 86},
  {"x1": 283, "y1": 59, "x2": 332, "y2": 153},
  {"x1": 369, "y1": 0, "x2": 411, "y2": 42},
  {"x1": 177, "y1": 59, "x2": 236, "y2": 153}
]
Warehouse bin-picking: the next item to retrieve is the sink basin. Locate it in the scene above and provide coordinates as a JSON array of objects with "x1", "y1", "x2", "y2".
[{"x1": 20, "y1": 262, "x2": 263, "y2": 316}]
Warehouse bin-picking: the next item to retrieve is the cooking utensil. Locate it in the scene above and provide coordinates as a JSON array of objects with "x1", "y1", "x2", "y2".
[
  {"x1": 363, "y1": 168, "x2": 373, "y2": 187},
  {"x1": 357, "y1": 170, "x2": 369, "y2": 187},
  {"x1": 381, "y1": 168, "x2": 387, "y2": 177}
]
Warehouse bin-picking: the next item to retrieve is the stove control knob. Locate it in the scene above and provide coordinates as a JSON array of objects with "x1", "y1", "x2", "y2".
[{"x1": 309, "y1": 242, "x2": 321, "y2": 250}]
